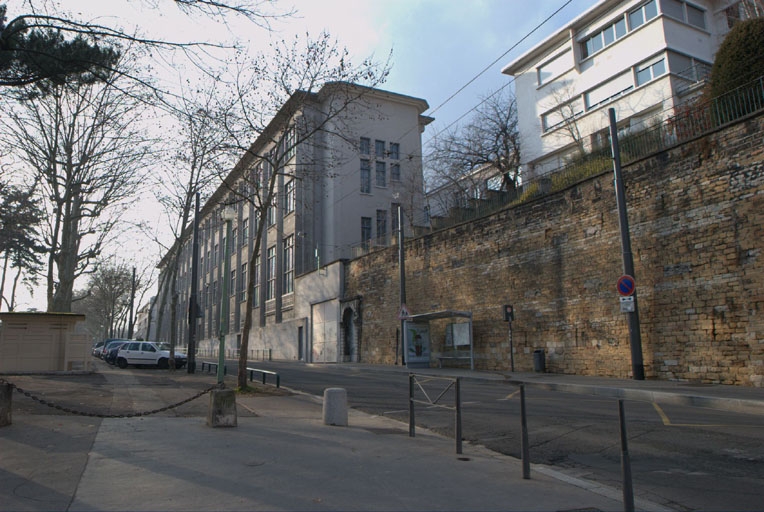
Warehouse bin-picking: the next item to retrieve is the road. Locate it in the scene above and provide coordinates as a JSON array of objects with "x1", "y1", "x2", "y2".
[{"x1": 216, "y1": 359, "x2": 764, "y2": 511}]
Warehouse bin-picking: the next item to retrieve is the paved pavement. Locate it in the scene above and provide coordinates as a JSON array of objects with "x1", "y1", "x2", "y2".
[{"x1": 1, "y1": 360, "x2": 762, "y2": 512}]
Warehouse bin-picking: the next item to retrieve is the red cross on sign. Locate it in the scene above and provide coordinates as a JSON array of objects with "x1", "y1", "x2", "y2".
[{"x1": 617, "y1": 275, "x2": 636, "y2": 297}]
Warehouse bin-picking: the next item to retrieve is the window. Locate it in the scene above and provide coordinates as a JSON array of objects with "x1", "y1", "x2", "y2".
[
  {"x1": 285, "y1": 179, "x2": 295, "y2": 214},
  {"x1": 252, "y1": 256, "x2": 260, "y2": 307},
  {"x1": 629, "y1": 0, "x2": 657, "y2": 30},
  {"x1": 584, "y1": 72, "x2": 633, "y2": 109},
  {"x1": 391, "y1": 163, "x2": 401, "y2": 182},
  {"x1": 242, "y1": 217, "x2": 249, "y2": 245},
  {"x1": 376, "y1": 210, "x2": 387, "y2": 242},
  {"x1": 636, "y1": 57, "x2": 666, "y2": 86},
  {"x1": 360, "y1": 137, "x2": 370, "y2": 155},
  {"x1": 283, "y1": 235, "x2": 294, "y2": 294},
  {"x1": 376, "y1": 161, "x2": 386, "y2": 187},
  {"x1": 360, "y1": 159, "x2": 371, "y2": 193},
  {"x1": 232, "y1": 228, "x2": 237, "y2": 250},
  {"x1": 686, "y1": 3, "x2": 705, "y2": 28},
  {"x1": 389, "y1": 142, "x2": 400, "y2": 159},
  {"x1": 267, "y1": 202, "x2": 276, "y2": 226},
  {"x1": 375, "y1": 139, "x2": 385, "y2": 158},
  {"x1": 266, "y1": 246, "x2": 276, "y2": 300},
  {"x1": 662, "y1": 0, "x2": 706, "y2": 29},
  {"x1": 239, "y1": 263, "x2": 247, "y2": 302},
  {"x1": 580, "y1": 13, "x2": 631, "y2": 59},
  {"x1": 361, "y1": 217, "x2": 372, "y2": 249},
  {"x1": 285, "y1": 126, "x2": 296, "y2": 161},
  {"x1": 213, "y1": 244, "x2": 218, "y2": 268},
  {"x1": 538, "y1": 50, "x2": 571, "y2": 84},
  {"x1": 391, "y1": 203, "x2": 400, "y2": 234}
]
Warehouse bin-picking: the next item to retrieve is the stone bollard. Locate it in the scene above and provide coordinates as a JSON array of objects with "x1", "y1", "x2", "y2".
[
  {"x1": 1, "y1": 383, "x2": 11, "y2": 427},
  {"x1": 323, "y1": 387, "x2": 348, "y2": 426},
  {"x1": 207, "y1": 388, "x2": 237, "y2": 428}
]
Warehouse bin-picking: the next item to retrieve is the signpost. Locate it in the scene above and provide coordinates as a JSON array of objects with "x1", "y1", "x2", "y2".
[{"x1": 503, "y1": 304, "x2": 515, "y2": 372}]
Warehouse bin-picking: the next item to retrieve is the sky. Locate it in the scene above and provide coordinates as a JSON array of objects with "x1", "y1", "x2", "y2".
[{"x1": 5, "y1": 0, "x2": 594, "y2": 311}]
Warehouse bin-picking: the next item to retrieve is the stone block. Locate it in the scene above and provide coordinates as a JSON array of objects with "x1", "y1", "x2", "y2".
[
  {"x1": 207, "y1": 388, "x2": 237, "y2": 428},
  {"x1": 323, "y1": 387, "x2": 348, "y2": 426},
  {"x1": 1, "y1": 383, "x2": 11, "y2": 427}
]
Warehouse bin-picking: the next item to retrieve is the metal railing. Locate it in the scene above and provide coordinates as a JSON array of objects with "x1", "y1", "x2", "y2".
[{"x1": 414, "y1": 74, "x2": 764, "y2": 235}]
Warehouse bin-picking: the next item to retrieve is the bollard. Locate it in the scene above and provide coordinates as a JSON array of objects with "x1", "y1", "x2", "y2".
[
  {"x1": 207, "y1": 388, "x2": 238, "y2": 428},
  {"x1": 1, "y1": 383, "x2": 12, "y2": 427},
  {"x1": 323, "y1": 388, "x2": 348, "y2": 426}
]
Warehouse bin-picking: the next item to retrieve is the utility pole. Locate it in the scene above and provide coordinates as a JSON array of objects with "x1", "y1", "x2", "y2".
[
  {"x1": 127, "y1": 267, "x2": 136, "y2": 339},
  {"x1": 187, "y1": 192, "x2": 200, "y2": 373},
  {"x1": 398, "y1": 204, "x2": 406, "y2": 366},
  {"x1": 609, "y1": 108, "x2": 645, "y2": 380}
]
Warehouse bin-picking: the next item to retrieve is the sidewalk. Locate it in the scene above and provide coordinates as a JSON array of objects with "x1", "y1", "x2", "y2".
[{"x1": 0, "y1": 364, "x2": 676, "y2": 512}]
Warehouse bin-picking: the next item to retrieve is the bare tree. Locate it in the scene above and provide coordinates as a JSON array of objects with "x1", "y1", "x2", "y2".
[
  {"x1": 72, "y1": 260, "x2": 135, "y2": 341},
  {"x1": 0, "y1": 55, "x2": 154, "y2": 312},
  {"x1": 426, "y1": 88, "x2": 520, "y2": 216},
  {"x1": 0, "y1": 182, "x2": 45, "y2": 311},
  {"x1": 152, "y1": 80, "x2": 234, "y2": 366},
  {"x1": 209, "y1": 32, "x2": 391, "y2": 389}
]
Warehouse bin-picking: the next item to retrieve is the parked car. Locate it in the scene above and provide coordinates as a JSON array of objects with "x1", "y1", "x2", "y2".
[
  {"x1": 116, "y1": 342, "x2": 187, "y2": 369},
  {"x1": 100, "y1": 339, "x2": 130, "y2": 360},
  {"x1": 104, "y1": 341, "x2": 129, "y2": 365},
  {"x1": 91, "y1": 341, "x2": 106, "y2": 357}
]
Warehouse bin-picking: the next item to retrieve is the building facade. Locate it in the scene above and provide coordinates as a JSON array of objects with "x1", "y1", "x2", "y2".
[
  {"x1": 159, "y1": 83, "x2": 431, "y2": 363},
  {"x1": 502, "y1": 0, "x2": 757, "y2": 177}
]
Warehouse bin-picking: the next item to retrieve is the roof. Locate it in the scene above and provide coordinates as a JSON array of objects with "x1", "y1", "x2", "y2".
[{"x1": 502, "y1": 0, "x2": 623, "y2": 76}]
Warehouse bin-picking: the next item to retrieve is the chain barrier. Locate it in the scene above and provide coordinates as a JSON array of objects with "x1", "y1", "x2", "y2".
[{"x1": 0, "y1": 377, "x2": 217, "y2": 419}]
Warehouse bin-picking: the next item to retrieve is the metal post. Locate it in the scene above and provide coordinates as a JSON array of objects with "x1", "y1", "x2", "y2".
[
  {"x1": 218, "y1": 206, "x2": 235, "y2": 386},
  {"x1": 408, "y1": 374, "x2": 415, "y2": 437},
  {"x1": 609, "y1": 108, "x2": 645, "y2": 381},
  {"x1": 187, "y1": 192, "x2": 200, "y2": 374},
  {"x1": 508, "y1": 322, "x2": 515, "y2": 372},
  {"x1": 127, "y1": 267, "x2": 136, "y2": 339},
  {"x1": 398, "y1": 204, "x2": 406, "y2": 366},
  {"x1": 619, "y1": 399, "x2": 635, "y2": 512},
  {"x1": 520, "y1": 384, "x2": 530, "y2": 479},
  {"x1": 455, "y1": 377, "x2": 463, "y2": 454}
]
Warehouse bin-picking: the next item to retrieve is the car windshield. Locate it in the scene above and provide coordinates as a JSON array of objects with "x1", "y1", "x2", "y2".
[{"x1": 156, "y1": 343, "x2": 171, "y2": 351}]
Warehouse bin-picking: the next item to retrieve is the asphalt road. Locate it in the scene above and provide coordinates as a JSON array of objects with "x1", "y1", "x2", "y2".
[{"x1": 226, "y1": 360, "x2": 764, "y2": 512}]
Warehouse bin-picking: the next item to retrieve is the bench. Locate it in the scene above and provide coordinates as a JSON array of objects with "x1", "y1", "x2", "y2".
[
  {"x1": 436, "y1": 350, "x2": 472, "y2": 369},
  {"x1": 200, "y1": 361, "x2": 226, "y2": 375},
  {"x1": 246, "y1": 367, "x2": 280, "y2": 388}
]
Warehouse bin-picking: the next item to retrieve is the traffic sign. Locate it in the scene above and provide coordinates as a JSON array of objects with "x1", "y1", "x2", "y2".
[
  {"x1": 617, "y1": 275, "x2": 636, "y2": 297},
  {"x1": 398, "y1": 304, "x2": 411, "y2": 320}
]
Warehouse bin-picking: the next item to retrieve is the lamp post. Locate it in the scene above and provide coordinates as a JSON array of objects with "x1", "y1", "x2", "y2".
[{"x1": 218, "y1": 205, "x2": 235, "y2": 386}]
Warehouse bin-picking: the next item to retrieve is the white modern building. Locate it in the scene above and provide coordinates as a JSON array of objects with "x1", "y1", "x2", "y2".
[
  {"x1": 503, "y1": 0, "x2": 759, "y2": 176},
  {"x1": 160, "y1": 82, "x2": 432, "y2": 363}
]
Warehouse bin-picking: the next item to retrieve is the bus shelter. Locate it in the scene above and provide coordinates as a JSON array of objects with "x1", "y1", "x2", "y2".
[{"x1": 404, "y1": 310, "x2": 473, "y2": 370}]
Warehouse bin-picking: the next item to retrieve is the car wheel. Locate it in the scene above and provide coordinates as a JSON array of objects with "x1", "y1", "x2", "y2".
[
  {"x1": 117, "y1": 358, "x2": 128, "y2": 369},
  {"x1": 158, "y1": 358, "x2": 169, "y2": 369}
]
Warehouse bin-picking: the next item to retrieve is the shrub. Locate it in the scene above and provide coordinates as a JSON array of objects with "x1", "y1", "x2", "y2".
[{"x1": 710, "y1": 18, "x2": 764, "y2": 98}]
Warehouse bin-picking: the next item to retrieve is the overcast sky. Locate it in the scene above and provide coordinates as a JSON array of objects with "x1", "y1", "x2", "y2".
[{"x1": 7, "y1": 0, "x2": 595, "y2": 311}]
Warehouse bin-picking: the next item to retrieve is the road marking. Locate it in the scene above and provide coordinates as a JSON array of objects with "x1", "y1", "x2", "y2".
[
  {"x1": 653, "y1": 402, "x2": 672, "y2": 425},
  {"x1": 498, "y1": 390, "x2": 520, "y2": 401},
  {"x1": 651, "y1": 402, "x2": 764, "y2": 428}
]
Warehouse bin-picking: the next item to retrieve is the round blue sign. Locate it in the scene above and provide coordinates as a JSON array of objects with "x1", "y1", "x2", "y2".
[{"x1": 617, "y1": 275, "x2": 636, "y2": 297}]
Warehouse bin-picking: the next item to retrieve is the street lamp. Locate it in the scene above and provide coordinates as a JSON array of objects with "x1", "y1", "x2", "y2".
[{"x1": 218, "y1": 205, "x2": 236, "y2": 386}]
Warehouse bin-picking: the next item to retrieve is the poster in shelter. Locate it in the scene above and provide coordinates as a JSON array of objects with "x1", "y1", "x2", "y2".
[{"x1": 405, "y1": 322, "x2": 431, "y2": 367}]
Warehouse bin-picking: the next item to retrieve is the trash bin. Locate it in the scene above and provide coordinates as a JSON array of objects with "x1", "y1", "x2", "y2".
[{"x1": 533, "y1": 349, "x2": 546, "y2": 372}]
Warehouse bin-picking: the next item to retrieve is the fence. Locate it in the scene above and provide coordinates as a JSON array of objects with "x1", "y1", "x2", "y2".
[{"x1": 401, "y1": 73, "x2": 764, "y2": 237}]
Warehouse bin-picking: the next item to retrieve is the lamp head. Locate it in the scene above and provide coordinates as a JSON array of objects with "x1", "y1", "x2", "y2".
[{"x1": 221, "y1": 206, "x2": 236, "y2": 222}]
